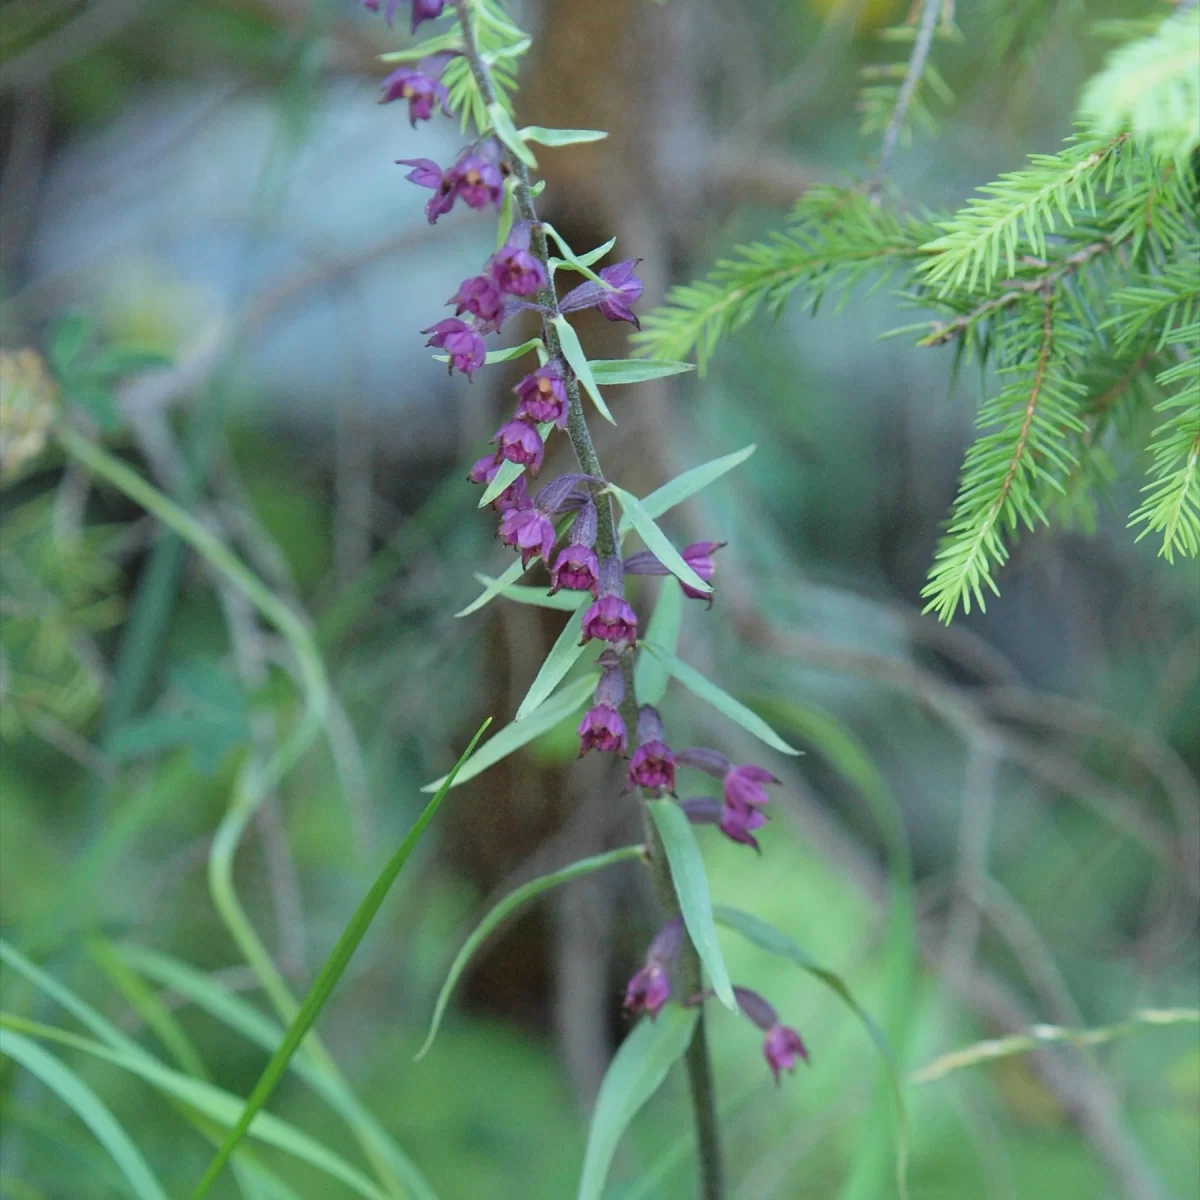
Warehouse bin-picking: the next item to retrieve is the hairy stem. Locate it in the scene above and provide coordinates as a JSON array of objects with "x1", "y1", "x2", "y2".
[{"x1": 453, "y1": 4, "x2": 723, "y2": 1195}]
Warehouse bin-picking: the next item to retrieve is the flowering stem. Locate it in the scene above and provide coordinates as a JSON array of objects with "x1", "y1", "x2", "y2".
[{"x1": 452, "y1": 4, "x2": 724, "y2": 1195}]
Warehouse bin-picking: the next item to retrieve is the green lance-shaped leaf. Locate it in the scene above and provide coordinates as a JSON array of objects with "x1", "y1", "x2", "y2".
[
  {"x1": 456, "y1": 557, "x2": 529, "y2": 617},
  {"x1": 1, "y1": 1015, "x2": 389, "y2": 1200},
  {"x1": 544, "y1": 225, "x2": 609, "y2": 283},
  {"x1": 188, "y1": 720, "x2": 491, "y2": 1199},
  {"x1": 646, "y1": 800, "x2": 737, "y2": 1012},
  {"x1": 515, "y1": 604, "x2": 590, "y2": 720},
  {"x1": 634, "y1": 581, "x2": 683, "y2": 707},
  {"x1": 422, "y1": 674, "x2": 597, "y2": 792},
  {"x1": 415, "y1": 845, "x2": 645, "y2": 1061},
  {"x1": 435, "y1": 337, "x2": 542, "y2": 370},
  {"x1": 607, "y1": 484, "x2": 711, "y2": 595},
  {"x1": 714, "y1": 905, "x2": 910, "y2": 1198},
  {"x1": 640, "y1": 643, "x2": 799, "y2": 756},
  {"x1": 518, "y1": 126, "x2": 609, "y2": 147},
  {"x1": 472, "y1": 573, "x2": 583, "y2": 610},
  {"x1": 486, "y1": 101, "x2": 537, "y2": 167},
  {"x1": 0, "y1": 1029, "x2": 169, "y2": 1200},
  {"x1": 619, "y1": 444, "x2": 756, "y2": 532},
  {"x1": 552, "y1": 316, "x2": 616, "y2": 424},
  {"x1": 114, "y1": 945, "x2": 439, "y2": 1200},
  {"x1": 576, "y1": 1005, "x2": 699, "y2": 1200},
  {"x1": 554, "y1": 235, "x2": 616, "y2": 270},
  {"x1": 588, "y1": 360, "x2": 696, "y2": 385}
]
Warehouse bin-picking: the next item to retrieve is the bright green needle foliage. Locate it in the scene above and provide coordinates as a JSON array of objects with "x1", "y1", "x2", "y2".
[{"x1": 188, "y1": 719, "x2": 491, "y2": 1200}]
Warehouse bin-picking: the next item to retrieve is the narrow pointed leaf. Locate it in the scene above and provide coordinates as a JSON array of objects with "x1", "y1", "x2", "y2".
[
  {"x1": 516, "y1": 606, "x2": 590, "y2": 719},
  {"x1": 641, "y1": 643, "x2": 800, "y2": 756},
  {"x1": 646, "y1": 800, "x2": 736, "y2": 1012},
  {"x1": 471, "y1": 574, "x2": 583, "y2": 610},
  {"x1": 607, "y1": 484, "x2": 710, "y2": 594},
  {"x1": 714, "y1": 905, "x2": 909, "y2": 1198},
  {"x1": 634, "y1": 581, "x2": 682, "y2": 706},
  {"x1": 487, "y1": 101, "x2": 537, "y2": 167},
  {"x1": 416, "y1": 845, "x2": 644, "y2": 1061},
  {"x1": 518, "y1": 126, "x2": 608, "y2": 147},
  {"x1": 189, "y1": 720, "x2": 490, "y2": 1199},
  {"x1": 0, "y1": 1016, "x2": 389, "y2": 1200},
  {"x1": 561, "y1": 236, "x2": 617, "y2": 269},
  {"x1": 422, "y1": 674, "x2": 597, "y2": 792},
  {"x1": 552, "y1": 316, "x2": 615, "y2": 424},
  {"x1": 576, "y1": 1005, "x2": 698, "y2": 1200},
  {"x1": 456, "y1": 558, "x2": 529, "y2": 617},
  {"x1": 435, "y1": 337, "x2": 541, "y2": 369},
  {"x1": 544, "y1": 226, "x2": 607, "y2": 283},
  {"x1": 588, "y1": 360, "x2": 695, "y2": 385},
  {"x1": 619, "y1": 444, "x2": 757, "y2": 532},
  {"x1": 0, "y1": 1030, "x2": 168, "y2": 1200}
]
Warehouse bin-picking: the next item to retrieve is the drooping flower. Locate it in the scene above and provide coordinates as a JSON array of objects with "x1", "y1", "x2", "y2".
[
  {"x1": 395, "y1": 156, "x2": 458, "y2": 224},
  {"x1": 624, "y1": 917, "x2": 684, "y2": 1019},
  {"x1": 492, "y1": 419, "x2": 544, "y2": 473},
  {"x1": 559, "y1": 259, "x2": 645, "y2": 328},
  {"x1": 723, "y1": 763, "x2": 780, "y2": 809},
  {"x1": 551, "y1": 543, "x2": 600, "y2": 595},
  {"x1": 577, "y1": 651, "x2": 628, "y2": 756},
  {"x1": 627, "y1": 706, "x2": 676, "y2": 795},
  {"x1": 378, "y1": 52, "x2": 455, "y2": 125},
  {"x1": 488, "y1": 224, "x2": 547, "y2": 297},
  {"x1": 422, "y1": 318, "x2": 486, "y2": 378},
  {"x1": 581, "y1": 557, "x2": 637, "y2": 648},
  {"x1": 731, "y1": 987, "x2": 809, "y2": 1084},
  {"x1": 624, "y1": 541, "x2": 725, "y2": 604},
  {"x1": 680, "y1": 796, "x2": 767, "y2": 853},
  {"x1": 498, "y1": 506, "x2": 556, "y2": 567},
  {"x1": 450, "y1": 275, "x2": 506, "y2": 329},
  {"x1": 409, "y1": 0, "x2": 447, "y2": 31},
  {"x1": 514, "y1": 363, "x2": 568, "y2": 426},
  {"x1": 467, "y1": 453, "x2": 501, "y2": 486},
  {"x1": 452, "y1": 142, "x2": 505, "y2": 211},
  {"x1": 492, "y1": 474, "x2": 530, "y2": 513}
]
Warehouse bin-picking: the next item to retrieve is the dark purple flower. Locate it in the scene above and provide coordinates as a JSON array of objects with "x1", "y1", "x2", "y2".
[
  {"x1": 489, "y1": 226, "x2": 548, "y2": 297},
  {"x1": 581, "y1": 594, "x2": 638, "y2": 648},
  {"x1": 409, "y1": 0, "x2": 446, "y2": 31},
  {"x1": 577, "y1": 705, "x2": 627, "y2": 755},
  {"x1": 624, "y1": 918, "x2": 684, "y2": 1019},
  {"x1": 395, "y1": 157, "x2": 458, "y2": 224},
  {"x1": 498, "y1": 506, "x2": 556, "y2": 567},
  {"x1": 627, "y1": 707, "x2": 675, "y2": 794},
  {"x1": 763, "y1": 1024, "x2": 809, "y2": 1083},
  {"x1": 492, "y1": 420, "x2": 544, "y2": 473},
  {"x1": 422, "y1": 318, "x2": 486, "y2": 379},
  {"x1": 450, "y1": 275, "x2": 505, "y2": 328},
  {"x1": 514, "y1": 365, "x2": 568, "y2": 426},
  {"x1": 724, "y1": 764, "x2": 779, "y2": 809},
  {"x1": 551, "y1": 544, "x2": 600, "y2": 595},
  {"x1": 493, "y1": 475, "x2": 530, "y2": 513},
  {"x1": 680, "y1": 796, "x2": 766, "y2": 853},
  {"x1": 451, "y1": 149, "x2": 504, "y2": 211},
  {"x1": 379, "y1": 65, "x2": 450, "y2": 126},
  {"x1": 467, "y1": 453, "x2": 501, "y2": 486},
  {"x1": 624, "y1": 541, "x2": 724, "y2": 604},
  {"x1": 559, "y1": 259, "x2": 645, "y2": 328}
]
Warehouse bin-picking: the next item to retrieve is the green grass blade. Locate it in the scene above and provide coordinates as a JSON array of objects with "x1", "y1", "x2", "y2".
[
  {"x1": 576, "y1": 1006, "x2": 698, "y2": 1200},
  {"x1": 645, "y1": 801, "x2": 736, "y2": 1012},
  {"x1": 515, "y1": 605, "x2": 590, "y2": 720},
  {"x1": 0, "y1": 1029, "x2": 168, "y2": 1200},
  {"x1": 619, "y1": 444, "x2": 756, "y2": 532},
  {"x1": 186, "y1": 719, "x2": 490, "y2": 1198},
  {"x1": 414, "y1": 845, "x2": 644, "y2": 1061}
]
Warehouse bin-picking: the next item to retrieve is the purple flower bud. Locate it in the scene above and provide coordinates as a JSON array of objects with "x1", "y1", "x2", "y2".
[
  {"x1": 514, "y1": 365, "x2": 568, "y2": 427},
  {"x1": 493, "y1": 475, "x2": 530, "y2": 513},
  {"x1": 533, "y1": 472, "x2": 597, "y2": 517},
  {"x1": 489, "y1": 245, "x2": 548, "y2": 298},
  {"x1": 577, "y1": 704, "x2": 627, "y2": 756},
  {"x1": 551, "y1": 544, "x2": 600, "y2": 595},
  {"x1": 379, "y1": 67, "x2": 450, "y2": 126},
  {"x1": 493, "y1": 419, "x2": 545, "y2": 473},
  {"x1": 559, "y1": 259, "x2": 645, "y2": 328},
  {"x1": 451, "y1": 151, "x2": 504, "y2": 211},
  {"x1": 624, "y1": 917, "x2": 684, "y2": 1019},
  {"x1": 450, "y1": 275, "x2": 506, "y2": 328},
  {"x1": 422, "y1": 318, "x2": 486, "y2": 379},
  {"x1": 467, "y1": 453, "x2": 501, "y2": 486},
  {"x1": 724, "y1": 764, "x2": 779, "y2": 809},
  {"x1": 569, "y1": 502, "x2": 598, "y2": 549},
  {"x1": 581, "y1": 594, "x2": 638, "y2": 649},
  {"x1": 498, "y1": 506, "x2": 556, "y2": 567},
  {"x1": 409, "y1": 0, "x2": 447, "y2": 31},
  {"x1": 680, "y1": 795, "x2": 766, "y2": 853},
  {"x1": 763, "y1": 1023, "x2": 809, "y2": 1084},
  {"x1": 733, "y1": 987, "x2": 779, "y2": 1031},
  {"x1": 624, "y1": 961, "x2": 671, "y2": 1018},
  {"x1": 628, "y1": 710, "x2": 675, "y2": 794}
]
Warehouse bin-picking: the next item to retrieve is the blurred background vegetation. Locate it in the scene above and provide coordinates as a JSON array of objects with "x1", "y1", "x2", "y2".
[{"x1": 0, "y1": 0, "x2": 1197, "y2": 1197}]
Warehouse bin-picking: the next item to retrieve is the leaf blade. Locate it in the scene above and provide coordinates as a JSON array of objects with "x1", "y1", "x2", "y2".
[
  {"x1": 471, "y1": 573, "x2": 582, "y2": 610},
  {"x1": 607, "y1": 484, "x2": 711, "y2": 594},
  {"x1": 641, "y1": 643, "x2": 800, "y2": 756},
  {"x1": 576, "y1": 1006, "x2": 698, "y2": 1200},
  {"x1": 552, "y1": 316, "x2": 616, "y2": 424},
  {"x1": 588, "y1": 360, "x2": 696, "y2": 385},
  {"x1": 486, "y1": 101, "x2": 537, "y2": 167},
  {"x1": 515, "y1": 605, "x2": 590, "y2": 720},
  {"x1": 634, "y1": 581, "x2": 683, "y2": 706},
  {"x1": 619, "y1": 444, "x2": 756, "y2": 532},
  {"x1": 518, "y1": 126, "x2": 608, "y2": 147},
  {"x1": 646, "y1": 800, "x2": 736, "y2": 1012},
  {"x1": 416, "y1": 846, "x2": 644, "y2": 1061}
]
